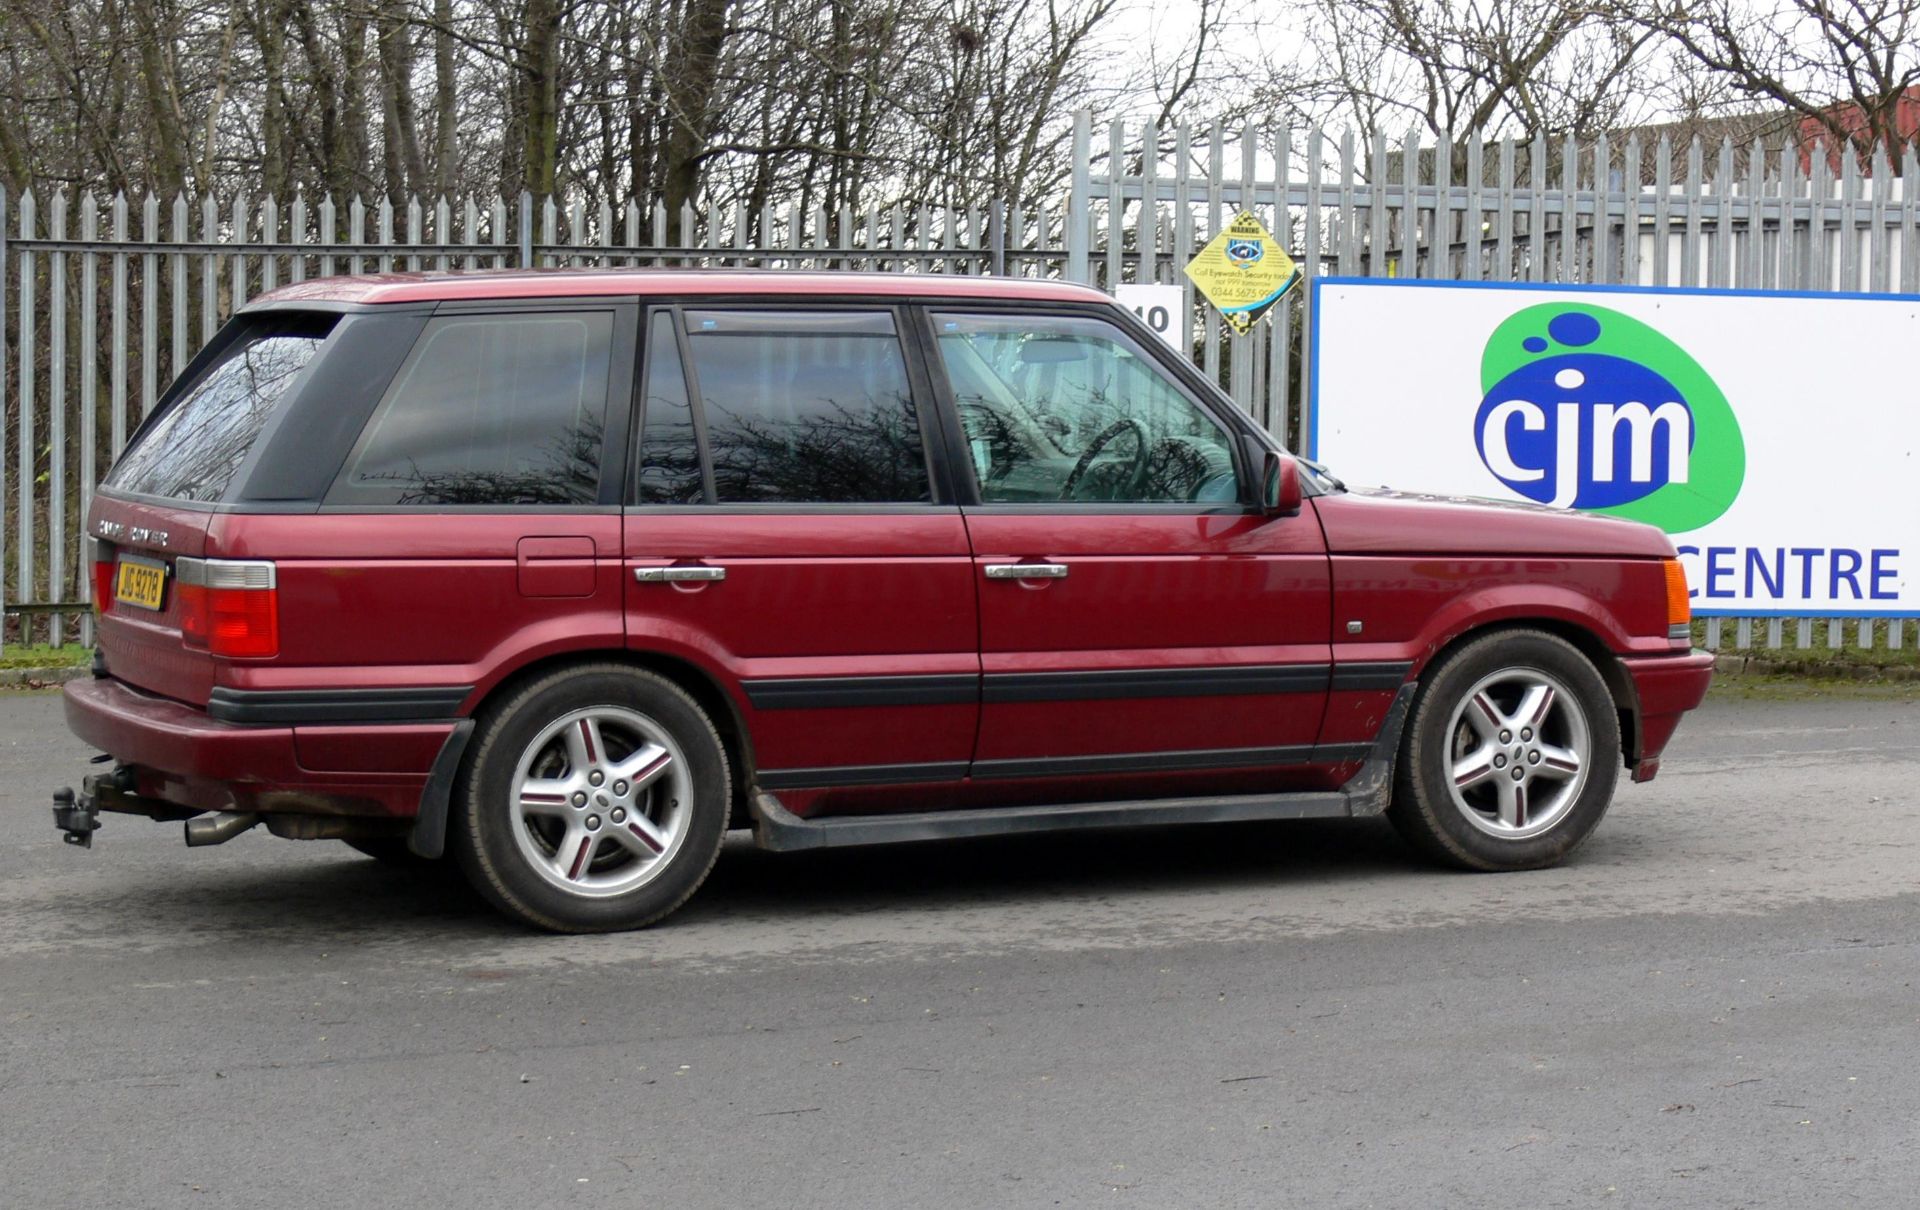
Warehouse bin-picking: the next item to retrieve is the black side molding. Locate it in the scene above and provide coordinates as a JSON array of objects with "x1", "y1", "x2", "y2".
[
  {"x1": 971, "y1": 744, "x2": 1317, "y2": 781},
  {"x1": 207, "y1": 686, "x2": 473, "y2": 725},
  {"x1": 982, "y1": 664, "x2": 1329, "y2": 703},
  {"x1": 742, "y1": 675, "x2": 976, "y2": 711},
  {"x1": 742, "y1": 662, "x2": 1358, "y2": 712},
  {"x1": 758, "y1": 760, "x2": 970, "y2": 790},
  {"x1": 1329, "y1": 661, "x2": 1415, "y2": 692},
  {"x1": 749, "y1": 682, "x2": 1418, "y2": 852}
]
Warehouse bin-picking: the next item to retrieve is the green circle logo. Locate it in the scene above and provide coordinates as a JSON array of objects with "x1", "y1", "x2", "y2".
[{"x1": 1475, "y1": 302, "x2": 1744, "y2": 533}]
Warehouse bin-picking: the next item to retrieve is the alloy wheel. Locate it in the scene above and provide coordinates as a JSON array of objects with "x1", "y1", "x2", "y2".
[
  {"x1": 508, "y1": 706, "x2": 694, "y2": 897},
  {"x1": 1443, "y1": 667, "x2": 1591, "y2": 841}
]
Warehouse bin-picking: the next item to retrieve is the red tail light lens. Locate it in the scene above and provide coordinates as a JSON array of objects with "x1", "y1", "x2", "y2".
[
  {"x1": 91, "y1": 541, "x2": 116, "y2": 613},
  {"x1": 177, "y1": 559, "x2": 279, "y2": 658}
]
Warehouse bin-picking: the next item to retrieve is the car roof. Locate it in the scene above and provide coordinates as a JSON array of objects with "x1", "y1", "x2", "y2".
[{"x1": 246, "y1": 268, "x2": 1112, "y2": 308}]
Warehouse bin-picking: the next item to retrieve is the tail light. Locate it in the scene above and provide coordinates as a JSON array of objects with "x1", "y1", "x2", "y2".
[
  {"x1": 177, "y1": 558, "x2": 279, "y2": 659},
  {"x1": 1663, "y1": 558, "x2": 1691, "y2": 641},
  {"x1": 90, "y1": 540, "x2": 115, "y2": 613}
]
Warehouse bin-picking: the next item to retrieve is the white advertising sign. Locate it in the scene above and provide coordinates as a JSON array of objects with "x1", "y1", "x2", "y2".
[
  {"x1": 1311, "y1": 278, "x2": 1917, "y2": 616},
  {"x1": 1114, "y1": 283, "x2": 1190, "y2": 349}
]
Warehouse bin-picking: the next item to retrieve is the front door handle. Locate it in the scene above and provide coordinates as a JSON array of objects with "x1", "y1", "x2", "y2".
[
  {"x1": 983, "y1": 562, "x2": 1068, "y2": 581},
  {"x1": 635, "y1": 565, "x2": 727, "y2": 584}
]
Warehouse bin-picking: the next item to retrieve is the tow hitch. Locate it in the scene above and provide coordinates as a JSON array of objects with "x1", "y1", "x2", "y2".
[
  {"x1": 51, "y1": 786, "x2": 101, "y2": 848},
  {"x1": 52, "y1": 766, "x2": 195, "y2": 848}
]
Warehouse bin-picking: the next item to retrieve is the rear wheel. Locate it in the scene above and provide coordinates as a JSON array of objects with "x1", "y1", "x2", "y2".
[
  {"x1": 451, "y1": 664, "x2": 730, "y2": 932},
  {"x1": 1388, "y1": 629, "x2": 1620, "y2": 871}
]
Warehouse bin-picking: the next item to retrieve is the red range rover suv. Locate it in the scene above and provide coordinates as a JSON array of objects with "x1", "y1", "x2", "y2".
[{"x1": 53, "y1": 269, "x2": 1712, "y2": 931}]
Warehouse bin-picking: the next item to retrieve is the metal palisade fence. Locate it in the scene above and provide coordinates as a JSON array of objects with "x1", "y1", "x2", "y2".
[{"x1": 2, "y1": 111, "x2": 1916, "y2": 653}]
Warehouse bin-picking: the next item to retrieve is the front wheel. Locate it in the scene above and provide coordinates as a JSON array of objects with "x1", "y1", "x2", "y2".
[
  {"x1": 1388, "y1": 629, "x2": 1620, "y2": 871},
  {"x1": 450, "y1": 664, "x2": 731, "y2": 932}
]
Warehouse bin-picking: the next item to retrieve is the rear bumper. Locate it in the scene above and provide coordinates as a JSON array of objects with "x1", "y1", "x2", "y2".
[
  {"x1": 1620, "y1": 648, "x2": 1715, "y2": 781},
  {"x1": 63, "y1": 676, "x2": 444, "y2": 818}
]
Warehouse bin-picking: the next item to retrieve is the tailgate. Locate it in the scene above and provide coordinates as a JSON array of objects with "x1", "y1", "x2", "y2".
[{"x1": 91, "y1": 496, "x2": 216, "y2": 706}]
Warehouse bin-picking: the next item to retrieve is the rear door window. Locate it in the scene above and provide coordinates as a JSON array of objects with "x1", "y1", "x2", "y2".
[
  {"x1": 657, "y1": 310, "x2": 931, "y2": 504},
  {"x1": 634, "y1": 311, "x2": 705, "y2": 505},
  {"x1": 331, "y1": 311, "x2": 615, "y2": 506},
  {"x1": 105, "y1": 313, "x2": 336, "y2": 502}
]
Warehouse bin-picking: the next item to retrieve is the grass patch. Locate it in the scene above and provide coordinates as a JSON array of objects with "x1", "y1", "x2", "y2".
[
  {"x1": 1693, "y1": 619, "x2": 1920, "y2": 670},
  {"x1": 0, "y1": 643, "x2": 91, "y2": 671},
  {"x1": 1707, "y1": 675, "x2": 1920, "y2": 702}
]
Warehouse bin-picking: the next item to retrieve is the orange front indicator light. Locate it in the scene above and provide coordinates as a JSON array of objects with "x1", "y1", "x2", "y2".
[{"x1": 1664, "y1": 558, "x2": 1691, "y2": 634}]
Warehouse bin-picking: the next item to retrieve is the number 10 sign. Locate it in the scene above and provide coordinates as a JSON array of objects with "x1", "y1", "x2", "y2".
[{"x1": 1113, "y1": 283, "x2": 1190, "y2": 352}]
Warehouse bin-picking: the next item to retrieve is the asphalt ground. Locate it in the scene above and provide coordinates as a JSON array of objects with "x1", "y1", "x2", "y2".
[{"x1": 2, "y1": 686, "x2": 1916, "y2": 1208}]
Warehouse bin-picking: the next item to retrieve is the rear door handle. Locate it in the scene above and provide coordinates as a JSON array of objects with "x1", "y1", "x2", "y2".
[
  {"x1": 635, "y1": 565, "x2": 727, "y2": 583},
  {"x1": 983, "y1": 563, "x2": 1068, "y2": 580}
]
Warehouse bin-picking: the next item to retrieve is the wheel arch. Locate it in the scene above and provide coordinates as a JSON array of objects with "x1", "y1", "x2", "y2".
[
  {"x1": 1412, "y1": 618, "x2": 1640, "y2": 769},
  {"x1": 457, "y1": 647, "x2": 757, "y2": 827}
]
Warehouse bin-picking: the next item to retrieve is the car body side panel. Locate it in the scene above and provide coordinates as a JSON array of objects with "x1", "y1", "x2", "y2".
[
  {"x1": 964, "y1": 509, "x2": 1334, "y2": 785},
  {"x1": 1312, "y1": 489, "x2": 1677, "y2": 559},
  {"x1": 208, "y1": 512, "x2": 627, "y2": 705},
  {"x1": 623, "y1": 511, "x2": 981, "y2": 808}
]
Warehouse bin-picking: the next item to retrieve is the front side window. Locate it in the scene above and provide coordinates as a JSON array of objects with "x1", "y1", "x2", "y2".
[
  {"x1": 934, "y1": 313, "x2": 1239, "y2": 504},
  {"x1": 107, "y1": 313, "x2": 335, "y2": 502},
  {"x1": 334, "y1": 312, "x2": 614, "y2": 506},
  {"x1": 675, "y1": 310, "x2": 931, "y2": 504}
]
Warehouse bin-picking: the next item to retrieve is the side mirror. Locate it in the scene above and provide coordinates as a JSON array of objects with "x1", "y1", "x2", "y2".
[{"x1": 1261, "y1": 451, "x2": 1302, "y2": 516}]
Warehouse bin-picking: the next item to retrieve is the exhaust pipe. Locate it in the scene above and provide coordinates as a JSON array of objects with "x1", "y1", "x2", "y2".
[{"x1": 184, "y1": 811, "x2": 261, "y2": 847}]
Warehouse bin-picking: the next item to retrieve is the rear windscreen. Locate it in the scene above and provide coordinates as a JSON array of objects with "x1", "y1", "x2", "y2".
[{"x1": 105, "y1": 313, "x2": 337, "y2": 502}]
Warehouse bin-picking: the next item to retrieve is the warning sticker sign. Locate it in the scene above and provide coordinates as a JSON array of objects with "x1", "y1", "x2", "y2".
[{"x1": 1183, "y1": 211, "x2": 1299, "y2": 334}]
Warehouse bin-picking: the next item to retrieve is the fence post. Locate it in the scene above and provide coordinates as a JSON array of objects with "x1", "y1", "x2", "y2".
[
  {"x1": 1067, "y1": 111, "x2": 1092, "y2": 284},
  {"x1": 0, "y1": 184, "x2": 7, "y2": 657},
  {"x1": 518, "y1": 191, "x2": 534, "y2": 269},
  {"x1": 17, "y1": 190, "x2": 34, "y2": 645},
  {"x1": 989, "y1": 199, "x2": 1006, "y2": 276}
]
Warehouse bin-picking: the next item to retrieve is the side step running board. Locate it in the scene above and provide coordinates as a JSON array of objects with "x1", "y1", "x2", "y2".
[{"x1": 750, "y1": 683, "x2": 1414, "y2": 853}]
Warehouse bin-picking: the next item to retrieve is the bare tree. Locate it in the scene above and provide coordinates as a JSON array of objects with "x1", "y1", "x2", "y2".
[
  {"x1": 1612, "y1": 0, "x2": 1920, "y2": 161},
  {"x1": 1283, "y1": 0, "x2": 1663, "y2": 142}
]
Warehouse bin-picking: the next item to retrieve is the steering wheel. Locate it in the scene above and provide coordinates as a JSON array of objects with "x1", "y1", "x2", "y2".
[
  {"x1": 1142, "y1": 437, "x2": 1214, "y2": 502},
  {"x1": 1060, "y1": 418, "x2": 1148, "y2": 500}
]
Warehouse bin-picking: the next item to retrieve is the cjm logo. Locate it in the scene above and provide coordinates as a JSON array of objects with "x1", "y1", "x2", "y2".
[
  {"x1": 1477, "y1": 362, "x2": 1691, "y2": 510},
  {"x1": 1472, "y1": 304, "x2": 1743, "y2": 533}
]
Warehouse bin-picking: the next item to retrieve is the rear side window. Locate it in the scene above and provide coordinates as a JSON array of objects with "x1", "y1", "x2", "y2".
[
  {"x1": 332, "y1": 312, "x2": 614, "y2": 506},
  {"x1": 106, "y1": 313, "x2": 335, "y2": 502},
  {"x1": 672, "y1": 310, "x2": 930, "y2": 504}
]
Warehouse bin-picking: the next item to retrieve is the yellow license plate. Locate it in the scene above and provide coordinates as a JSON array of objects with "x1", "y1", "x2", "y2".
[{"x1": 115, "y1": 558, "x2": 167, "y2": 611}]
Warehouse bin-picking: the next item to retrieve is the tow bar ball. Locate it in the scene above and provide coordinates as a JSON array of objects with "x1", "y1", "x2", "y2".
[{"x1": 51, "y1": 786, "x2": 101, "y2": 849}]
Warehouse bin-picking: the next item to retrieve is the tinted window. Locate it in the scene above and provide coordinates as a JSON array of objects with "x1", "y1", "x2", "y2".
[
  {"x1": 106, "y1": 313, "x2": 335, "y2": 502},
  {"x1": 636, "y1": 312, "x2": 704, "y2": 505},
  {"x1": 934, "y1": 313, "x2": 1238, "y2": 504},
  {"x1": 683, "y1": 311, "x2": 930, "y2": 504},
  {"x1": 335, "y1": 313, "x2": 613, "y2": 506}
]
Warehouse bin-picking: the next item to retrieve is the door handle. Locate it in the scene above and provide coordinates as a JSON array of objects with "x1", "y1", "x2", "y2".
[
  {"x1": 983, "y1": 563, "x2": 1068, "y2": 580},
  {"x1": 635, "y1": 565, "x2": 727, "y2": 583}
]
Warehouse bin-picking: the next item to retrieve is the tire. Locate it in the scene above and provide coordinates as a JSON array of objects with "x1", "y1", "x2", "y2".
[
  {"x1": 450, "y1": 664, "x2": 731, "y2": 932},
  {"x1": 1388, "y1": 629, "x2": 1621, "y2": 871},
  {"x1": 344, "y1": 837, "x2": 437, "y2": 867}
]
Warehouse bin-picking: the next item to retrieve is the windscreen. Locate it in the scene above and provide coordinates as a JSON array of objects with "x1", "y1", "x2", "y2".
[{"x1": 105, "y1": 312, "x2": 337, "y2": 502}]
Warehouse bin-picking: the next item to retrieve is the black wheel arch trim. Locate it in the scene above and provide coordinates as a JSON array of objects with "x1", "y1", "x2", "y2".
[{"x1": 407, "y1": 718, "x2": 476, "y2": 859}]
